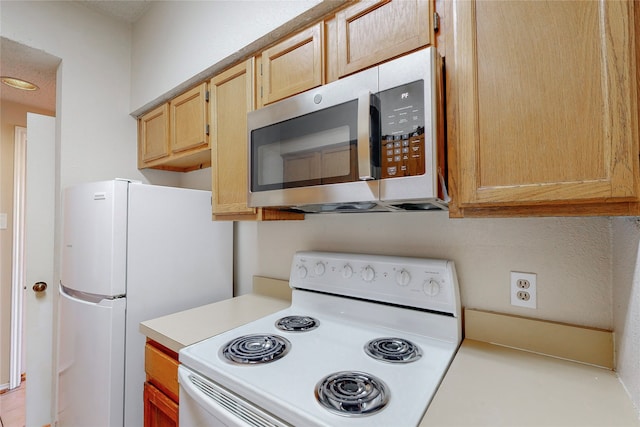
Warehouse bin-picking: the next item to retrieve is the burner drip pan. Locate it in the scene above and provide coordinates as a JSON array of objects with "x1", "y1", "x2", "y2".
[
  {"x1": 275, "y1": 315, "x2": 319, "y2": 332},
  {"x1": 221, "y1": 334, "x2": 291, "y2": 365},
  {"x1": 315, "y1": 371, "x2": 389, "y2": 416},
  {"x1": 365, "y1": 337, "x2": 422, "y2": 363}
]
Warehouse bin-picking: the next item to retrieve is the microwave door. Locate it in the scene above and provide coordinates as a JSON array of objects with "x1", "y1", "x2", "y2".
[{"x1": 248, "y1": 68, "x2": 380, "y2": 209}]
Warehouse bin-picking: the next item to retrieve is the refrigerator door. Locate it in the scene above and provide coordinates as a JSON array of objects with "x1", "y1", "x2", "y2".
[
  {"x1": 61, "y1": 180, "x2": 128, "y2": 296},
  {"x1": 123, "y1": 183, "x2": 233, "y2": 427},
  {"x1": 57, "y1": 285, "x2": 125, "y2": 426}
]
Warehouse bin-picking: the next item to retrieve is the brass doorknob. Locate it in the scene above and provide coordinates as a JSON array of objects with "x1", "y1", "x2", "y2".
[{"x1": 33, "y1": 282, "x2": 47, "y2": 292}]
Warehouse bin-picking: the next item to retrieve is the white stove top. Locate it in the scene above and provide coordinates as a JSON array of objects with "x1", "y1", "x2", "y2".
[{"x1": 179, "y1": 252, "x2": 462, "y2": 426}]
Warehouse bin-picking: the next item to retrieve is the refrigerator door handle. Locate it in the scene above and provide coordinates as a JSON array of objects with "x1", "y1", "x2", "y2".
[{"x1": 59, "y1": 283, "x2": 122, "y2": 304}]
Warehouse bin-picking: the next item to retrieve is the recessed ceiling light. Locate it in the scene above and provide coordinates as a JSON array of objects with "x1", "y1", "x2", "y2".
[{"x1": 1, "y1": 76, "x2": 39, "y2": 91}]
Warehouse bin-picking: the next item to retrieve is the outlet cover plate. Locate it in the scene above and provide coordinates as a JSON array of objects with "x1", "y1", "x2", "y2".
[{"x1": 510, "y1": 271, "x2": 537, "y2": 309}]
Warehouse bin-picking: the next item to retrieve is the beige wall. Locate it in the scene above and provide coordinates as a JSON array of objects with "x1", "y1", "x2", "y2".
[
  {"x1": 0, "y1": 100, "x2": 54, "y2": 385},
  {"x1": 612, "y1": 218, "x2": 640, "y2": 417},
  {"x1": 237, "y1": 213, "x2": 613, "y2": 329}
]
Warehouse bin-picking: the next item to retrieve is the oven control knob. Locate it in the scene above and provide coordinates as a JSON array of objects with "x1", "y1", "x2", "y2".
[
  {"x1": 297, "y1": 265, "x2": 308, "y2": 279},
  {"x1": 396, "y1": 269, "x2": 411, "y2": 286},
  {"x1": 361, "y1": 266, "x2": 375, "y2": 282},
  {"x1": 423, "y1": 279, "x2": 440, "y2": 297},
  {"x1": 342, "y1": 264, "x2": 353, "y2": 279},
  {"x1": 314, "y1": 262, "x2": 325, "y2": 276}
]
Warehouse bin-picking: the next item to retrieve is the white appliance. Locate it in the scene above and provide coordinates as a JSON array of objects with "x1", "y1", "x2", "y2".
[
  {"x1": 179, "y1": 251, "x2": 461, "y2": 426},
  {"x1": 57, "y1": 179, "x2": 233, "y2": 427}
]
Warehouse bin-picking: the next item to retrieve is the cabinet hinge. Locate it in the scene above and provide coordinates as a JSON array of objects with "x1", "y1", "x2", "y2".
[
  {"x1": 434, "y1": 12, "x2": 440, "y2": 33},
  {"x1": 206, "y1": 124, "x2": 210, "y2": 135},
  {"x1": 205, "y1": 90, "x2": 210, "y2": 102}
]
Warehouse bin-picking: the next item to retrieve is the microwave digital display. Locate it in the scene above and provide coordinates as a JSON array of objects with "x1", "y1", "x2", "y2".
[{"x1": 378, "y1": 80, "x2": 425, "y2": 179}]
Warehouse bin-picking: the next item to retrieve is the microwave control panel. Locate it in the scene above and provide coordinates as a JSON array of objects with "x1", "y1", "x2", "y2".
[{"x1": 378, "y1": 80, "x2": 425, "y2": 179}]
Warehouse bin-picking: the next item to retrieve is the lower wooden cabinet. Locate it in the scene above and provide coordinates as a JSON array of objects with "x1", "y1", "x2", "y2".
[
  {"x1": 144, "y1": 382, "x2": 178, "y2": 427},
  {"x1": 144, "y1": 340, "x2": 180, "y2": 427}
]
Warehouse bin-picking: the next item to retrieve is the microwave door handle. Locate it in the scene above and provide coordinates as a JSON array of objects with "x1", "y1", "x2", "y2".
[{"x1": 357, "y1": 91, "x2": 374, "y2": 181}]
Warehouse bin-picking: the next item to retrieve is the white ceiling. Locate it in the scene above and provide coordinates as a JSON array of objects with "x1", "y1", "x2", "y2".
[
  {"x1": 1, "y1": 1, "x2": 153, "y2": 112},
  {"x1": 76, "y1": 1, "x2": 154, "y2": 24},
  {"x1": 0, "y1": 38, "x2": 60, "y2": 112}
]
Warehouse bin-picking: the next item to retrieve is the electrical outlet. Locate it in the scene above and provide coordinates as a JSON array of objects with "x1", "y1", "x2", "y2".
[{"x1": 510, "y1": 272, "x2": 537, "y2": 309}]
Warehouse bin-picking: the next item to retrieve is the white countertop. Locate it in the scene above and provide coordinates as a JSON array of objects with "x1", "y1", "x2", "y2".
[
  {"x1": 140, "y1": 283, "x2": 639, "y2": 425},
  {"x1": 139, "y1": 277, "x2": 291, "y2": 352},
  {"x1": 421, "y1": 339, "x2": 639, "y2": 426}
]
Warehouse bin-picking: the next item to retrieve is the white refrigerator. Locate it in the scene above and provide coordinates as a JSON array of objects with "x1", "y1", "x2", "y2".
[{"x1": 57, "y1": 179, "x2": 233, "y2": 427}]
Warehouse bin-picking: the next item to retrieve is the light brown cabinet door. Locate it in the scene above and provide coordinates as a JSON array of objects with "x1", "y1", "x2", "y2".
[
  {"x1": 143, "y1": 382, "x2": 178, "y2": 427},
  {"x1": 144, "y1": 343, "x2": 179, "y2": 401},
  {"x1": 260, "y1": 23, "x2": 323, "y2": 107},
  {"x1": 139, "y1": 104, "x2": 170, "y2": 166},
  {"x1": 211, "y1": 61, "x2": 305, "y2": 221},
  {"x1": 334, "y1": 0, "x2": 432, "y2": 78},
  {"x1": 450, "y1": 0, "x2": 639, "y2": 209},
  {"x1": 210, "y1": 60, "x2": 257, "y2": 216},
  {"x1": 138, "y1": 83, "x2": 210, "y2": 172},
  {"x1": 170, "y1": 82, "x2": 208, "y2": 154},
  {"x1": 144, "y1": 341, "x2": 179, "y2": 427}
]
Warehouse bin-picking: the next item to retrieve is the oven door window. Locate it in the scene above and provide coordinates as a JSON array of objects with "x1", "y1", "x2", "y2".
[{"x1": 251, "y1": 100, "x2": 360, "y2": 192}]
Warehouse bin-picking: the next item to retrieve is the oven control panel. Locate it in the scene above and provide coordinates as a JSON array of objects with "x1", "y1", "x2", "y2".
[{"x1": 290, "y1": 251, "x2": 460, "y2": 317}]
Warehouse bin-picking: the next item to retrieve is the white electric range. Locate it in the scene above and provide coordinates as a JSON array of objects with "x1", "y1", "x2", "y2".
[{"x1": 179, "y1": 251, "x2": 462, "y2": 426}]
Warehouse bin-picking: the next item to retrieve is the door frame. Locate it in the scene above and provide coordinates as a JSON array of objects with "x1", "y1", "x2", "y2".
[{"x1": 10, "y1": 125, "x2": 27, "y2": 390}]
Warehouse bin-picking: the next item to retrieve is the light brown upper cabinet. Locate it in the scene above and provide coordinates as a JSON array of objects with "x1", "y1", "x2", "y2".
[
  {"x1": 210, "y1": 60, "x2": 303, "y2": 221},
  {"x1": 258, "y1": 23, "x2": 323, "y2": 108},
  {"x1": 170, "y1": 83, "x2": 209, "y2": 155},
  {"x1": 447, "y1": 0, "x2": 640, "y2": 217},
  {"x1": 137, "y1": 82, "x2": 210, "y2": 172},
  {"x1": 139, "y1": 103, "x2": 170, "y2": 166},
  {"x1": 330, "y1": 0, "x2": 433, "y2": 79}
]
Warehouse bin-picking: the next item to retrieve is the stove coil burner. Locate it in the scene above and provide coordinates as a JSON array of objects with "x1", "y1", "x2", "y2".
[
  {"x1": 315, "y1": 371, "x2": 389, "y2": 416},
  {"x1": 275, "y1": 315, "x2": 319, "y2": 332},
  {"x1": 221, "y1": 334, "x2": 291, "y2": 365},
  {"x1": 365, "y1": 337, "x2": 422, "y2": 363}
]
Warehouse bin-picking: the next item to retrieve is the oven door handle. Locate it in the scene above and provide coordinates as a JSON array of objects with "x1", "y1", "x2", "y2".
[
  {"x1": 357, "y1": 91, "x2": 374, "y2": 181},
  {"x1": 178, "y1": 365, "x2": 290, "y2": 427}
]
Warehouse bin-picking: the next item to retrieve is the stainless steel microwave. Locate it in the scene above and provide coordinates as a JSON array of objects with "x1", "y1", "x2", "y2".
[{"x1": 247, "y1": 47, "x2": 447, "y2": 213}]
